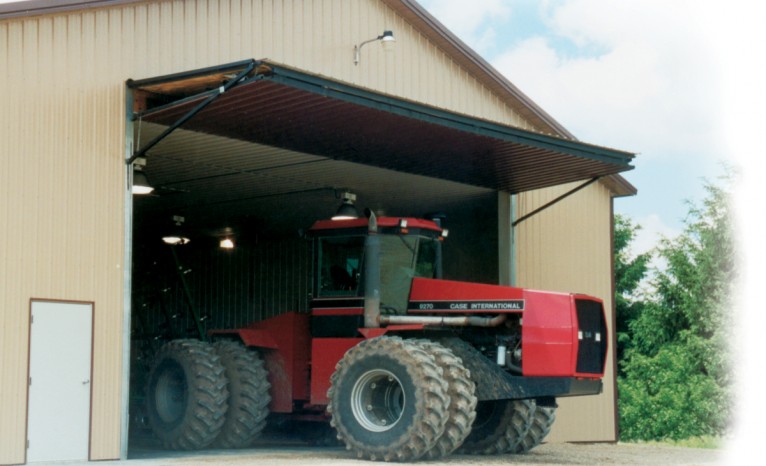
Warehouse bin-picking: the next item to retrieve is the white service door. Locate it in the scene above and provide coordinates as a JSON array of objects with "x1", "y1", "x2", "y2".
[{"x1": 27, "y1": 301, "x2": 92, "y2": 463}]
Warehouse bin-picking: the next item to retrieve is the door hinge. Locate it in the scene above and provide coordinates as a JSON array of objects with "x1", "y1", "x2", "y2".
[
  {"x1": 27, "y1": 439, "x2": 30, "y2": 449},
  {"x1": 29, "y1": 377, "x2": 32, "y2": 386}
]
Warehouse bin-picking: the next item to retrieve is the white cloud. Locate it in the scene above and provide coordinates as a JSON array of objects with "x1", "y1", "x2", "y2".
[
  {"x1": 630, "y1": 213, "x2": 679, "y2": 258},
  {"x1": 417, "y1": 0, "x2": 512, "y2": 54},
  {"x1": 490, "y1": 0, "x2": 724, "y2": 164}
]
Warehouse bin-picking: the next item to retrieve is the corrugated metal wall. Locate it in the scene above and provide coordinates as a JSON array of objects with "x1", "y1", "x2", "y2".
[
  {"x1": 131, "y1": 238, "x2": 311, "y2": 338},
  {"x1": 0, "y1": 14, "x2": 128, "y2": 462},
  {"x1": 0, "y1": 0, "x2": 616, "y2": 462},
  {"x1": 515, "y1": 181, "x2": 617, "y2": 441}
]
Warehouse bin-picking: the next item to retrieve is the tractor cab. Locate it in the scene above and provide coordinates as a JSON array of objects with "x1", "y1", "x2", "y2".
[{"x1": 308, "y1": 216, "x2": 447, "y2": 316}]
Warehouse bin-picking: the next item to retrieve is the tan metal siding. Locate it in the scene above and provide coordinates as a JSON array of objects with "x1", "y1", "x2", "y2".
[
  {"x1": 515, "y1": 181, "x2": 617, "y2": 441},
  {"x1": 1, "y1": 1, "x2": 601, "y2": 462},
  {"x1": 0, "y1": 13, "x2": 127, "y2": 462}
]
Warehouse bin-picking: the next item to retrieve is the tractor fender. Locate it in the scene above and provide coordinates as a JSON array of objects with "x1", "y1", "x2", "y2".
[
  {"x1": 209, "y1": 329, "x2": 279, "y2": 349},
  {"x1": 437, "y1": 337, "x2": 602, "y2": 401}
]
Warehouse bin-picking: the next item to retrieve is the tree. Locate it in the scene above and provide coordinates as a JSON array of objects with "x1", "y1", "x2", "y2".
[
  {"x1": 617, "y1": 173, "x2": 736, "y2": 441},
  {"x1": 613, "y1": 214, "x2": 650, "y2": 369}
]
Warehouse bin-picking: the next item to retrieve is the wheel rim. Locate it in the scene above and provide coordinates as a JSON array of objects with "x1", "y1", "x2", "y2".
[
  {"x1": 350, "y1": 369, "x2": 405, "y2": 432},
  {"x1": 154, "y1": 361, "x2": 188, "y2": 425}
]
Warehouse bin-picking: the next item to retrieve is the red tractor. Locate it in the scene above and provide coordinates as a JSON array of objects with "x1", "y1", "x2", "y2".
[{"x1": 143, "y1": 211, "x2": 607, "y2": 461}]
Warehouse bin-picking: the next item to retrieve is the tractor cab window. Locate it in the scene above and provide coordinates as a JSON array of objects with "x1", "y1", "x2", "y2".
[
  {"x1": 379, "y1": 235, "x2": 439, "y2": 314},
  {"x1": 414, "y1": 238, "x2": 438, "y2": 279},
  {"x1": 317, "y1": 236, "x2": 364, "y2": 296}
]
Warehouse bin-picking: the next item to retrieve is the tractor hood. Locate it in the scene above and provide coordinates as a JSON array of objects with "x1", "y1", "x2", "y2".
[{"x1": 406, "y1": 277, "x2": 608, "y2": 378}]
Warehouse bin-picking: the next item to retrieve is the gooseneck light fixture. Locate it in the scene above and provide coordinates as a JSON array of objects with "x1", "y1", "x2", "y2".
[
  {"x1": 354, "y1": 30, "x2": 395, "y2": 65},
  {"x1": 332, "y1": 192, "x2": 360, "y2": 220},
  {"x1": 132, "y1": 157, "x2": 154, "y2": 195}
]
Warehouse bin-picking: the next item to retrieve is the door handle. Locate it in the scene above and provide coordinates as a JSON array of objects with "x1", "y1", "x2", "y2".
[{"x1": 82, "y1": 379, "x2": 90, "y2": 385}]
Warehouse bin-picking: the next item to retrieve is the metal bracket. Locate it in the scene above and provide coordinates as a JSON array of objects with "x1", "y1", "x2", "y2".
[
  {"x1": 126, "y1": 60, "x2": 257, "y2": 166},
  {"x1": 512, "y1": 177, "x2": 601, "y2": 228}
]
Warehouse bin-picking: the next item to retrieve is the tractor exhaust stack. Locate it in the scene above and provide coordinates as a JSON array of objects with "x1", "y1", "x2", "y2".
[{"x1": 363, "y1": 209, "x2": 381, "y2": 328}]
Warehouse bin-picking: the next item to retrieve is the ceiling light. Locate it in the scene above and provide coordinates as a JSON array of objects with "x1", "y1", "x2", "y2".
[
  {"x1": 332, "y1": 192, "x2": 360, "y2": 220},
  {"x1": 162, "y1": 215, "x2": 190, "y2": 245},
  {"x1": 354, "y1": 30, "x2": 395, "y2": 65},
  {"x1": 132, "y1": 157, "x2": 154, "y2": 195}
]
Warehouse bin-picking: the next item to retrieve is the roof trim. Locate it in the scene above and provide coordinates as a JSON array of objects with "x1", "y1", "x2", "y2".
[
  {"x1": 0, "y1": 0, "x2": 141, "y2": 19},
  {"x1": 601, "y1": 174, "x2": 638, "y2": 198}
]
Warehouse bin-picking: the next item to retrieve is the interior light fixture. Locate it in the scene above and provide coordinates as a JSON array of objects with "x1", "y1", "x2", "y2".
[
  {"x1": 220, "y1": 238, "x2": 235, "y2": 249},
  {"x1": 132, "y1": 157, "x2": 154, "y2": 195},
  {"x1": 354, "y1": 30, "x2": 395, "y2": 65},
  {"x1": 332, "y1": 192, "x2": 360, "y2": 220},
  {"x1": 162, "y1": 215, "x2": 191, "y2": 245}
]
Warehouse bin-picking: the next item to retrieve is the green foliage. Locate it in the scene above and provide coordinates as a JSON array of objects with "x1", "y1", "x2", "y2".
[
  {"x1": 613, "y1": 214, "x2": 650, "y2": 368},
  {"x1": 618, "y1": 342, "x2": 728, "y2": 440},
  {"x1": 616, "y1": 173, "x2": 735, "y2": 442}
]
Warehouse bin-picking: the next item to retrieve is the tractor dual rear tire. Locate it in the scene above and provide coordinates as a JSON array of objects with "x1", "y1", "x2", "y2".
[
  {"x1": 212, "y1": 340, "x2": 271, "y2": 449},
  {"x1": 145, "y1": 339, "x2": 229, "y2": 450},
  {"x1": 459, "y1": 398, "x2": 533, "y2": 455},
  {"x1": 328, "y1": 336, "x2": 449, "y2": 462}
]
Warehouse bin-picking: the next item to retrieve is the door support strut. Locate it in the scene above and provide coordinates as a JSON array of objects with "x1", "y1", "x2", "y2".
[
  {"x1": 512, "y1": 176, "x2": 601, "y2": 227},
  {"x1": 126, "y1": 60, "x2": 257, "y2": 165}
]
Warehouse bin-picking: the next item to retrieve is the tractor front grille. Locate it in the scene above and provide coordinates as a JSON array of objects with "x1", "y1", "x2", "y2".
[{"x1": 575, "y1": 298, "x2": 607, "y2": 374}]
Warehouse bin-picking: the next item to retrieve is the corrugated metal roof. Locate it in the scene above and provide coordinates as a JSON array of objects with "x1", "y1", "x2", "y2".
[
  {"x1": 133, "y1": 122, "x2": 496, "y2": 237},
  {"x1": 133, "y1": 61, "x2": 634, "y2": 196}
]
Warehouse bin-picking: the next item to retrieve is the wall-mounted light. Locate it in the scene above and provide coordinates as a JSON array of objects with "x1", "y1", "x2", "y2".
[
  {"x1": 132, "y1": 157, "x2": 154, "y2": 195},
  {"x1": 332, "y1": 192, "x2": 360, "y2": 220},
  {"x1": 354, "y1": 30, "x2": 395, "y2": 65},
  {"x1": 220, "y1": 238, "x2": 235, "y2": 249},
  {"x1": 162, "y1": 215, "x2": 191, "y2": 245}
]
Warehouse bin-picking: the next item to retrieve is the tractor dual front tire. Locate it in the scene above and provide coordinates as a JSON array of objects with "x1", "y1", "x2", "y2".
[
  {"x1": 412, "y1": 340, "x2": 477, "y2": 460},
  {"x1": 328, "y1": 336, "x2": 449, "y2": 462},
  {"x1": 145, "y1": 339, "x2": 229, "y2": 450},
  {"x1": 212, "y1": 340, "x2": 271, "y2": 449}
]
